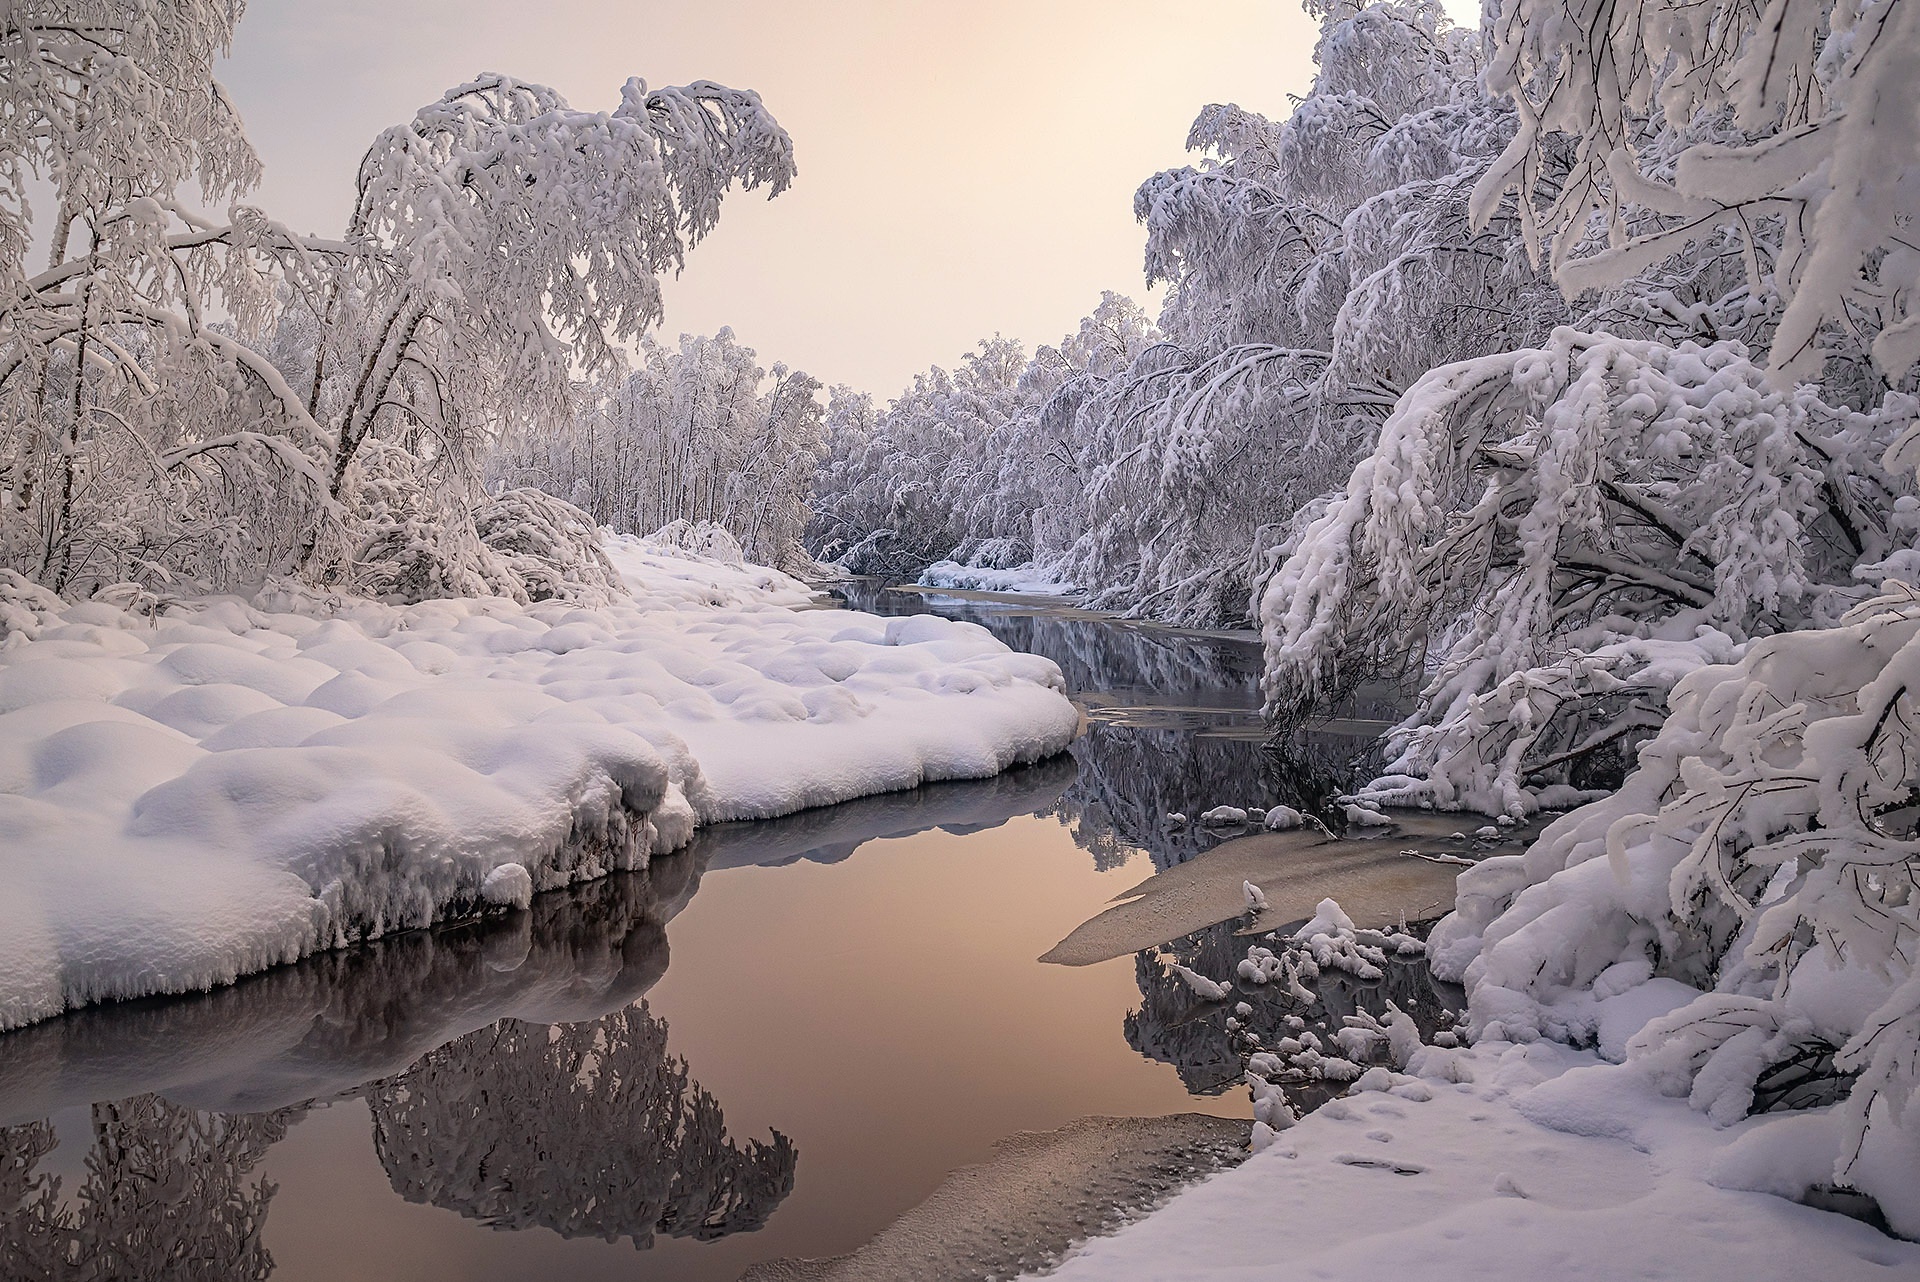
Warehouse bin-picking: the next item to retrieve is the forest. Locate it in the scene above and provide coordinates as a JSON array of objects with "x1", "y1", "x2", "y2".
[{"x1": 2, "y1": 0, "x2": 1918, "y2": 1272}]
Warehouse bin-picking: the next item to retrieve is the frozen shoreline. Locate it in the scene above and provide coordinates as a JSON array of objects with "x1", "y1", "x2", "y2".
[
  {"x1": 1034, "y1": 1034, "x2": 1920, "y2": 1280},
  {"x1": 0, "y1": 535, "x2": 1079, "y2": 1031}
]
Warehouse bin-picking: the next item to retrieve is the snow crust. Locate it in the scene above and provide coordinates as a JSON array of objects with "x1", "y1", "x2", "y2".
[
  {"x1": 1040, "y1": 1033, "x2": 1920, "y2": 1280},
  {"x1": 0, "y1": 534, "x2": 1077, "y2": 1030}
]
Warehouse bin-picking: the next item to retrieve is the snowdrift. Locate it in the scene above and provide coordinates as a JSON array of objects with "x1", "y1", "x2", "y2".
[
  {"x1": 1040, "y1": 1038, "x2": 1920, "y2": 1280},
  {"x1": 0, "y1": 534, "x2": 1078, "y2": 1031}
]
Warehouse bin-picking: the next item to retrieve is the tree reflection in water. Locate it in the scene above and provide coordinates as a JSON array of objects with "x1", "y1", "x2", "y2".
[
  {"x1": 1, "y1": 1098, "x2": 298, "y2": 1281},
  {"x1": 1124, "y1": 917, "x2": 1461, "y2": 1108},
  {"x1": 0, "y1": 845, "x2": 799, "y2": 1272},
  {"x1": 831, "y1": 581, "x2": 1396, "y2": 873},
  {"x1": 368, "y1": 1004, "x2": 796, "y2": 1249},
  {"x1": 1051, "y1": 723, "x2": 1362, "y2": 873}
]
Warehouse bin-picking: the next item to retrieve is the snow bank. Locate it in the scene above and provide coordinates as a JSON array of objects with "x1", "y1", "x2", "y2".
[
  {"x1": 1040, "y1": 1035, "x2": 1920, "y2": 1280},
  {"x1": 917, "y1": 560, "x2": 1078, "y2": 596},
  {"x1": 1422, "y1": 585, "x2": 1920, "y2": 1228},
  {"x1": 0, "y1": 534, "x2": 1077, "y2": 1030}
]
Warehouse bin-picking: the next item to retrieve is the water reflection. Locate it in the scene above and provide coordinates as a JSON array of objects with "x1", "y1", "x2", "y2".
[
  {"x1": 0, "y1": 757, "x2": 1097, "y2": 1277},
  {"x1": 693, "y1": 754, "x2": 1075, "y2": 872},
  {"x1": 832, "y1": 581, "x2": 1262, "y2": 717},
  {"x1": 0, "y1": 586, "x2": 1424, "y2": 1280},
  {"x1": 369, "y1": 1006, "x2": 796, "y2": 1248},
  {"x1": 2, "y1": 1098, "x2": 298, "y2": 1281},
  {"x1": 0, "y1": 859, "x2": 694, "y2": 1124},
  {"x1": 1124, "y1": 917, "x2": 1461, "y2": 1108},
  {"x1": 833, "y1": 581, "x2": 1384, "y2": 872},
  {"x1": 1053, "y1": 724, "x2": 1323, "y2": 873}
]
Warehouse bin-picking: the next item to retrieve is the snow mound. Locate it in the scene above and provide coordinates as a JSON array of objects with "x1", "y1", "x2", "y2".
[
  {"x1": 601, "y1": 531, "x2": 819, "y2": 609},
  {"x1": 0, "y1": 539, "x2": 1077, "y2": 1030},
  {"x1": 918, "y1": 561, "x2": 1077, "y2": 596}
]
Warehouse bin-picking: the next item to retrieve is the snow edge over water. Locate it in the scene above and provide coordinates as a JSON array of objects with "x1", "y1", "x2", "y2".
[{"x1": 0, "y1": 535, "x2": 1079, "y2": 1032}]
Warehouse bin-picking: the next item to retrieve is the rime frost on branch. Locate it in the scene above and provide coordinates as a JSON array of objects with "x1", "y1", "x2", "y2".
[
  {"x1": 1262, "y1": 328, "x2": 1915, "y2": 815},
  {"x1": 0, "y1": 3, "x2": 796, "y2": 603},
  {"x1": 1473, "y1": 0, "x2": 1920, "y2": 383}
]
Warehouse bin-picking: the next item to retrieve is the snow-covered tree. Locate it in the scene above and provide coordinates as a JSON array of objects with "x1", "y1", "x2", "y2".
[
  {"x1": 1043, "y1": 0, "x2": 1573, "y2": 626},
  {"x1": 0, "y1": 0, "x2": 347, "y2": 595},
  {"x1": 808, "y1": 333, "x2": 1034, "y2": 575},
  {"x1": 296, "y1": 73, "x2": 795, "y2": 597},
  {"x1": 491, "y1": 329, "x2": 825, "y2": 574},
  {"x1": 0, "y1": 3, "x2": 796, "y2": 602},
  {"x1": 1262, "y1": 0, "x2": 1920, "y2": 814},
  {"x1": 810, "y1": 1, "x2": 1573, "y2": 628},
  {"x1": 1257, "y1": 0, "x2": 1920, "y2": 1231},
  {"x1": 1474, "y1": 0, "x2": 1920, "y2": 385}
]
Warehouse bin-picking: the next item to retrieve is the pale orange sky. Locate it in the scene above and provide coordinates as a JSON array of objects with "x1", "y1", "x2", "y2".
[{"x1": 221, "y1": 1, "x2": 1472, "y2": 397}]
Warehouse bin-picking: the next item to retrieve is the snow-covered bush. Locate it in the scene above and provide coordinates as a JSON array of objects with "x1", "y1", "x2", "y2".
[
  {"x1": 472, "y1": 488, "x2": 627, "y2": 606},
  {"x1": 1263, "y1": 330, "x2": 1915, "y2": 815},
  {"x1": 1430, "y1": 579, "x2": 1920, "y2": 1232},
  {"x1": 646, "y1": 518, "x2": 748, "y2": 565},
  {"x1": 343, "y1": 453, "x2": 624, "y2": 607}
]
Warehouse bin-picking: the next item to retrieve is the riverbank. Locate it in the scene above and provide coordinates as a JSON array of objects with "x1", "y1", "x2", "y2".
[
  {"x1": 0, "y1": 538, "x2": 1078, "y2": 1031},
  {"x1": 1040, "y1": 1033, "x2": 1920, "y2": 1280}
]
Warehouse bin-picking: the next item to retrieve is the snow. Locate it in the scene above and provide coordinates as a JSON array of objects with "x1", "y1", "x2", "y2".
[
  {"x1": 0, "y1": 534, "x2": 1076, "y2": 1030},
  {"x1": 1263, "y1": 805, "x2": 1302, "y2": 831},
  {"x1": 917, "y1": 561, "x2": 1078, "y2": 596},
  {"x1": 1039, "y1": 1031, "x2": 1920, "y2": 1281},
  {"x1": 1163, "y1": 959, "x2": 1232, "y2": 1003}
]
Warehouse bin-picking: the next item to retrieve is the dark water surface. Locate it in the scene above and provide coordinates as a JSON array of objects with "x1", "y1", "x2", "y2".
[{"x1": 0, "y1": 585, "x2": 1389, "y2": 1280}]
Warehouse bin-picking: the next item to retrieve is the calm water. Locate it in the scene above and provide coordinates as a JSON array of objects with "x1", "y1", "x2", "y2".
[{"x1": 0, "y1": 585, "x2": 1418, "y2": 1280}]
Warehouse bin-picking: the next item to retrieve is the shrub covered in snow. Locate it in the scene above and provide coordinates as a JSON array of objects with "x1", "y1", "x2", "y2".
[
  {"x1": 471, "y1": 488, "x2": 627, "y2": 607},
  {"x1": 1430, "y1": 581, "x2": 1920, "y2": 1233}
]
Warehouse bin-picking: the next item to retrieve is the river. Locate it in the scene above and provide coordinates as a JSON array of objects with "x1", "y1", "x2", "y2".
[{"x1": 0, "y1": 583, "x2": 1447, "y2": 1280}]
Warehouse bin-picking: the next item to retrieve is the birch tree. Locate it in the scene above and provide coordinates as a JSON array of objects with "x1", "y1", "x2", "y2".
[
  {"x1": 0, "y1": 3, "x2": 797, "y2": 602},
  {"x1": 491, "y1": 329, "x2": 826, "y2": 574},
  {"x1": 0, "y1": 0, "x2": 346, "y2": 595}
]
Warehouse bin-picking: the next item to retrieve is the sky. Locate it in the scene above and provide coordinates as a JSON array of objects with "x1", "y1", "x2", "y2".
[{"x1": 218, "y1": 1, "x2": 1465, "y2": 399}]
